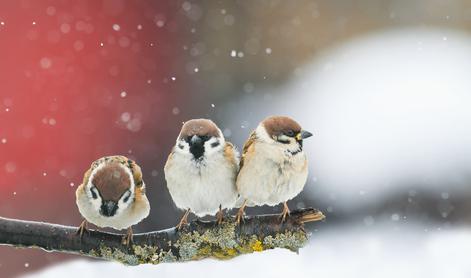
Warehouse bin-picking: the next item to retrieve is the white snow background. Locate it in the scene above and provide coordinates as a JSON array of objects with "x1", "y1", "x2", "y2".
[{"x1": 24, "y1": 224, "x2": 471, "y2": 278}]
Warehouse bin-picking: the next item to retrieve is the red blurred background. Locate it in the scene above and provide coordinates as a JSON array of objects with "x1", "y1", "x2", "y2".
[{"x1": 0, "y1": 1, "x2": 191, "y2": 276}]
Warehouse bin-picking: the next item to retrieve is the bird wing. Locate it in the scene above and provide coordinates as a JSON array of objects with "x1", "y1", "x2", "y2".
[
  {"x1": 224, "y1": 141, "x2": 239, "y2": 171},
  {"x1": 239, "y1": 131, "x2": 257, "y2": 169},
  {"x1": 127, "y1": 159, "x2": 144, "y2": 188}
]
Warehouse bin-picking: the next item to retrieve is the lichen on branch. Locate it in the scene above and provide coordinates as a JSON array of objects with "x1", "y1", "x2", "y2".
[{"x1": 0, "y1": 208, "x2": 325, "y2": 265}]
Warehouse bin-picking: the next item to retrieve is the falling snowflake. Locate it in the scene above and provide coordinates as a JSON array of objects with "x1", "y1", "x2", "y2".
[{"x1": 39, "y1": 57, "x2": 52, "y2": 69}]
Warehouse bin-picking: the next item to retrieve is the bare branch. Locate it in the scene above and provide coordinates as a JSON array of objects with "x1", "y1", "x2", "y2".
[{"x1": 0, "y1": 208, "x2": 325, "y2": 265}]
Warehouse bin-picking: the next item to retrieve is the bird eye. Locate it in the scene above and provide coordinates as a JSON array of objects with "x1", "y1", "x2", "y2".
[
  {"x1": 90, "y1": 187, "x2": 98, "y2": 199},
  {"x1": 285, "y1": 130, "x2": 295, "y2": 137},
  {"x1": 123, "y1": 190, "x2": 131, "y2": 203}
]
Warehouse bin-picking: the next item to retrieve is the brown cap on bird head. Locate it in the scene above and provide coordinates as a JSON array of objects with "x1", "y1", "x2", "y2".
[
  {"x1": 262, "y1": 116, "x2": 313, "y2": 140},
  {"x1": 178, "y1": 119, "x2": 221, "y2": 139},
  {"x1": 92, "y1": 162, "x2": 131, "y2": 202}
]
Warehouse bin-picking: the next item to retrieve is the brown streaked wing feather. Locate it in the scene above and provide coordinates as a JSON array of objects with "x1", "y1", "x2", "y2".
[
  {"x1": 239, "y1": 131, "x2": 257, "y2": 169},
  {"x1": 224, "y1": 141, "x2": 238, "y2": 167},
  {"x1": 126, "y1": 159, "x2": 144, "y2": 188},
  {"x1": 81, "y1": 167, "x2": 93, "y2": 187}
]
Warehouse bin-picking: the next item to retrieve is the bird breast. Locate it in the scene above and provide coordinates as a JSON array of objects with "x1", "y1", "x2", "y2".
[
  {"x1": 164, "y1": 150, "x2": 238, "y2": 217},
  {"x1": 237, "y1": 142, "x2": 308, "y2": 207}
]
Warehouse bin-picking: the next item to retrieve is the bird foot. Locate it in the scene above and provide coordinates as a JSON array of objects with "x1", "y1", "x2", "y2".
[
  {"x1": 216, "y1": 206, "x2": 224, "y2": 225},
  {"x1": 279, "y1": 202, "x2": 291, "y2": 223},
  {"x1": 176, "y1": 209, "x2": 190, "y2": 230},
  {"x1": 235, "y1": 201, "x2": 247, "y2": 225},
  {"x1": 76, "y1": 220, "x2": 89, "y2": 239},
  {"x1": 235, "y1": 209, "x2": 245, "y2": 225},
  {"x1": 121, "y1": 227, "x2": 133, "y2": 246}
]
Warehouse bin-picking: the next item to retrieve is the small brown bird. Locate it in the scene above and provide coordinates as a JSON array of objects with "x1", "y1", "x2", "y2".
[
  {"x1": 164, "y1": 119, "x2": 239, "y2": 229},
  {"x1": 235, "y1": 116, "x2": 313, "y2": 223},
  {"x1": 75, "y1": 155, "x2": 150, "y2": 245}
]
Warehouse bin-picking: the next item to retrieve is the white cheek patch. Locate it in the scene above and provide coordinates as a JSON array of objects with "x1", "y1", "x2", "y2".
[
  {"x1": 256, "y1": 124, "x2": 300, "y2": 152},
  {"x1": 256, "y1": 124, "x2": 273, "y2": 143},
  {"x1": 204, "y1": 137, "x2": 225, "y2": 156},
  {"x1": 117, "y1": 190, "x2": 134, "y2": 213},
  {"x1": 278, "y1": 134, "x2": 291, "y2": 142},
  {"x1": 175, "y1": 140, "x2": 190, "y2": 154}
]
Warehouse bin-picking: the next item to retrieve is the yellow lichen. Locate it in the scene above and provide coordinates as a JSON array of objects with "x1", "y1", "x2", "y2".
[
  {"x1": 83, "y1": 219, "x2": 310, "y2": 264},
  {"x1": 174, "y1": 221, "x2": 240, "y2": 261},
  {"x1": 251, "y1": 240, "x2": 264, "y2": 252}
]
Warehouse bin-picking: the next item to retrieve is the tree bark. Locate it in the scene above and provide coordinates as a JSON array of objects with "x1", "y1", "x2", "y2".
[{"x1": 0, "y1": 208, "x2": 324, "y2": 265}]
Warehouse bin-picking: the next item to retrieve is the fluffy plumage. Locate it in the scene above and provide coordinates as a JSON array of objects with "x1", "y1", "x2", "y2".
[
  {"x1": 164, "y1": 119, "x2": 239, "y2": 221},
  {"x1": 236, "y1": 116, "x2": 312, "y2": 222},
  {"x1": 75, "y1": 155, "x2": 150, "y2": 231}
]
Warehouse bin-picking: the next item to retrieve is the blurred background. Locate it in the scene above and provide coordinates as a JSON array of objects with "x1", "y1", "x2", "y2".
[{"x1": 1, "y1": 0, "x2": 471, "y2": 277}]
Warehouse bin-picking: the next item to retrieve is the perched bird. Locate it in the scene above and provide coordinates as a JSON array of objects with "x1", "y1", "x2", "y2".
[
  {"x1": 164, "y1": 119, "x2": 239, "y2": 229},
  {"x1": 235, "y1": 116, "x2": 313, "y2": 223},
  {"x1": 75, "y1": 155, "x2": 150, "y2": 245}
]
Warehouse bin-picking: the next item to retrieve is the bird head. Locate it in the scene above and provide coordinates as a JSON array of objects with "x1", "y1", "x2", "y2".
[
  {"x1": 175, "y1": 119, "x2": 225, "y2": 160},
  {"x1": 85, "y1": 158, "x2": 136, "y2": 218},
  {"x1": 256, "y1": 115, "x2": 313, "y2": 153}
]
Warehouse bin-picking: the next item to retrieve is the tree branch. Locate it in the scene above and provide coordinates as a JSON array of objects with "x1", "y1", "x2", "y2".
[{"x1": 0, "y1": 208, "x2": 325, "y2": 265}]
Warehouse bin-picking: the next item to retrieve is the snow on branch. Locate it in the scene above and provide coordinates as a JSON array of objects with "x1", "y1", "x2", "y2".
[{"x1": 0, "y1": 208, "x2": 324, "y2": 265}]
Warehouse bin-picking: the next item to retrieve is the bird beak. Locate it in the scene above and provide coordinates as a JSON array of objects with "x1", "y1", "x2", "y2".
[
  {"x1": 190, "y1": 135, "x2": 202, "y2": 146},
  {"x1": 100, "y1": 201, "x2": 118, "y2": 217},
  {"x1": 296, "y1": 130, "x2": 313, "y2": 140},
  {"x1": 189, "y1": 135, "x2": 205, "y2": 159}
]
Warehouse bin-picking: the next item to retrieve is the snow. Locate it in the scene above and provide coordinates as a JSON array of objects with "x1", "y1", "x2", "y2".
[
  {"x1": 24, "y1": 223, "x2": 471, "y2": 278},
  {"x1": 112, "y1": 24, "x2": 121, "y2": 31},
  {"x1": 39, "y1": 57, "x2": 52, "y2": 69}
]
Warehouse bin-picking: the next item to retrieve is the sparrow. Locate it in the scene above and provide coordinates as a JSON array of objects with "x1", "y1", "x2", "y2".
[
  {"x1": 75, "y1": 155, "x2": 150, "y2": 245},
  {"x1": 235, "y1": 116, "x2": 313, "y2": 223},
  {"x1": 164, "y1": 119, "x2": 239, "y2": 229}
]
